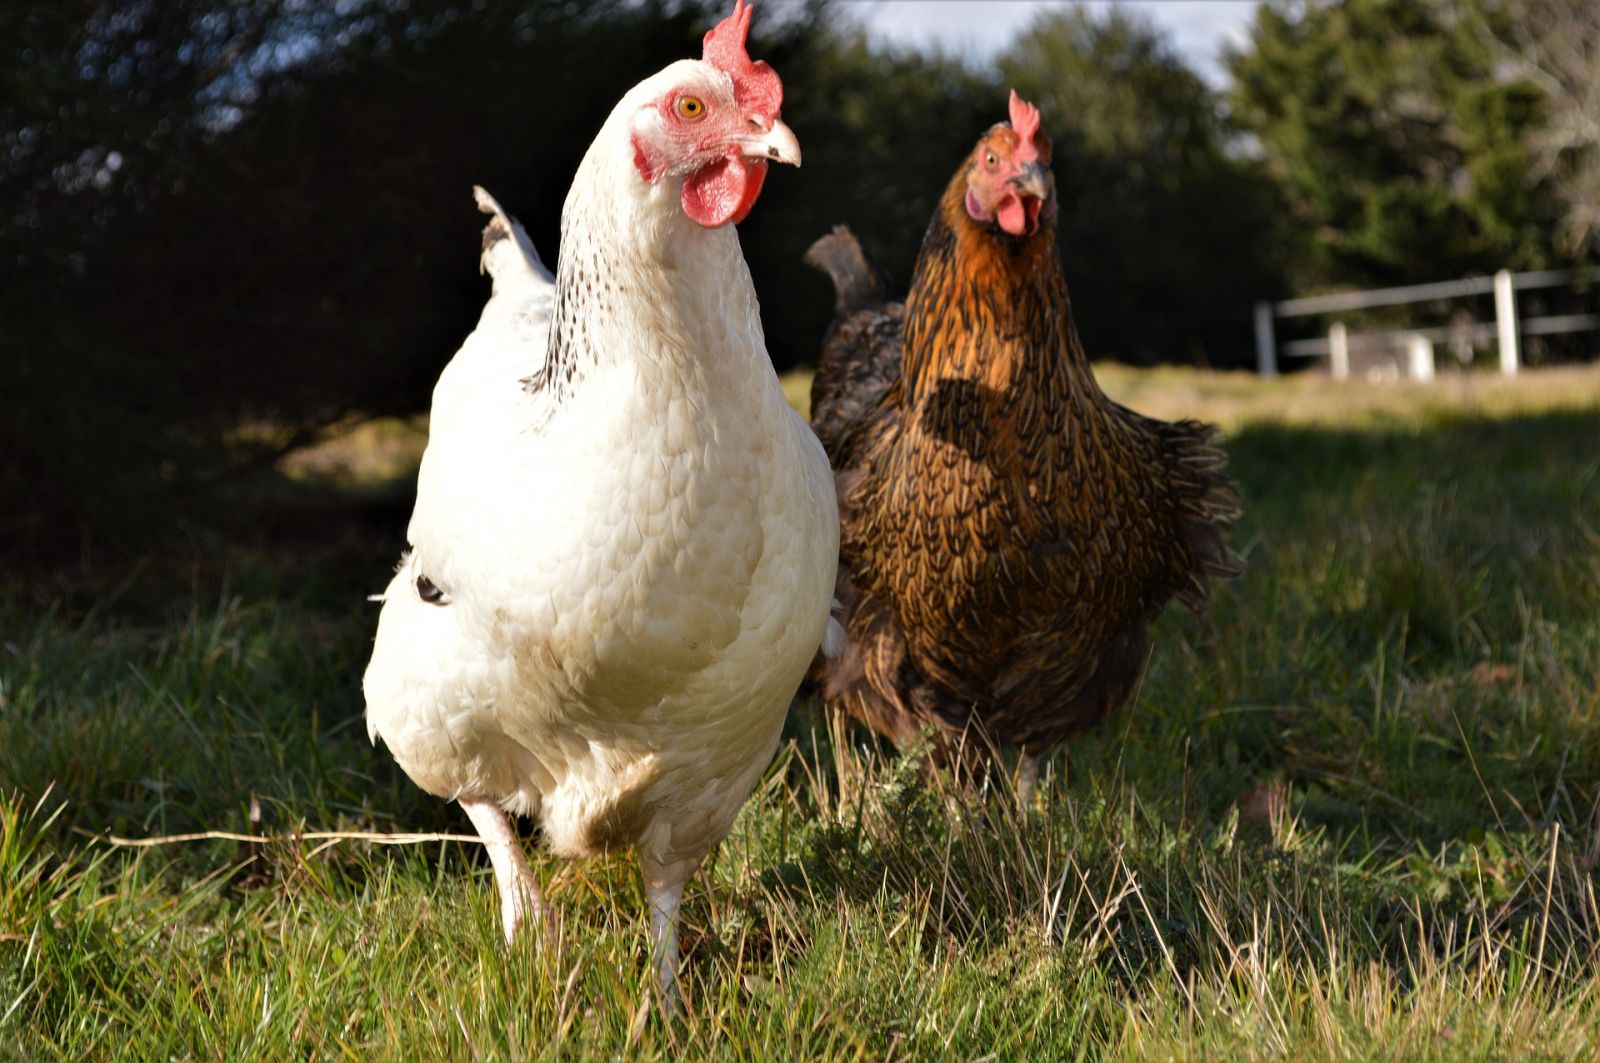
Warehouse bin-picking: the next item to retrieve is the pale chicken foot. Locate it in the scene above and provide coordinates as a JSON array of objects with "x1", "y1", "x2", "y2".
[
  {"x1": 640, "y1": 854, "x2": 694, "y2": 1014},
  {"x1": 460, "y1": 797, "x2": 546, "y2": 943}
]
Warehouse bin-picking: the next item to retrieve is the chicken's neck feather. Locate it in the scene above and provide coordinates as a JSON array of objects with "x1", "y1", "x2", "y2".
[
  {"x1": 899, "y1": 184, "x2": 1103, "y2": 417},
  {"x1": 523, "y1": 99, "x2": 762, "y2": 409}
]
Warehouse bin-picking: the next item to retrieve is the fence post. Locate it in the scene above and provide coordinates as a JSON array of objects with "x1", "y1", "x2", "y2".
[
  {"x1": 1494, "y1": 269, "x2": 1519, "y2": 376},
  {"x1": 1329, "y1": 321, "x2": 1349, "y2": 379},
  {"x1": 1406, "y1": 333, "x2": 1435, "y2": 381},
  {"x1": 1254, "y1": 301, "x2": 1277, "y2": 377}
]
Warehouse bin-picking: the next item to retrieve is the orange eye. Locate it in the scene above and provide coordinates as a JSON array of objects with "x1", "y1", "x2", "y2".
[
  {"x1": 985, "y1": 151, "x2": 999, "y2": 168},
  {"x1": 675, "y1": 95, "x2": 706, "y2": 120}
]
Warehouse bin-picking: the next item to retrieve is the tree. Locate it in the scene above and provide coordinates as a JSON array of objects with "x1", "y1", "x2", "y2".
[
  {"x1": 1227, "y1": 0, "x2": 1563, "y2": 290},
  {"x1": 998, "y1": 7, "x2": 1286, "y2": 364},
  {"x1": 2, "y1": 1, "x2": 307, "y2": 556},
  {"x1": 1480, "y1": 0, "x2": 1600, "y2": 253},
  {"x1": 752, "y1": 29, "x2": 994, "y2": 365},
  {"x1": 0, "y1": 0, "x2": 806, "y2": 563},
  {"x1": 0, "y1": 0, "x2": 1300, "y2": 571}
]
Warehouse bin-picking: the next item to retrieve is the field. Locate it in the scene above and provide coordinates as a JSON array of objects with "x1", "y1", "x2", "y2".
[{"x1": 4, "y1": 364, "x2": 1600, "y2": 1058}]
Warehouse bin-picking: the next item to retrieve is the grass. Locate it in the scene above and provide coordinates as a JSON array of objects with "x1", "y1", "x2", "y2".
[{"x1": 4, "y1": 364, "x2": 1600, "y2": 1058}]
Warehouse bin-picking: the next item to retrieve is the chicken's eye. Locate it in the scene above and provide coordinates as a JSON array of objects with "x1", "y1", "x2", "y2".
[
  {"x1": 676, "y1": 95, "x2": 706, "y2": 121},
  {"x1": 984, "y1": 151, "x2": 999, "y2": 168}
]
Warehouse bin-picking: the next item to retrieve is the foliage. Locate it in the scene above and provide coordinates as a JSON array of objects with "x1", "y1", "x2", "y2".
[
  {"x1": 3, "y1": 368, "x2": 1600, "y2": 1056},
  {"x1": 2, "y1": 1, "x2": 302, "y2": 559},
  {"x1": 999, "y1": 8, "x2": 1287, "y2": 364},
  {"x1": 1, "y1": 1, "x2": 1289, "y2": 571},
  {"x1": 1480, "y1": 0, "x2": 1600, "y2": 254},
  {"x1": 1, "y1": 0, "x2": 757, "y2": 563},
  {"x1": 1227, "y1": 0, "x2": 1569, "y2": 290},
  {"x1": 775, "y1": 7, "x2": 1290, "y2": 371},
  {"x1": 742, "y1": 28, "x2": 993, "y2": 386},
  {"x1": 4, "y1": 0, "x2": 1596, "y2": 571}
]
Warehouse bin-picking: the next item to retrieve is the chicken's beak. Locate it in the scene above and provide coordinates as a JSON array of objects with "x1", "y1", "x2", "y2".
[
  {"x1": 736, "y1": 117, "x2": 802, "y2": 168},
  {"x1": 1010, "y1": 161, "x2": 1052, "y2": 202}
]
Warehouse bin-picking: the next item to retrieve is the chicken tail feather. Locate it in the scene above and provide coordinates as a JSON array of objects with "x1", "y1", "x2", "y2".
[
  {"x1": 804, "y1": 226, "x2": 891, "y2": 317},
  {"x1": 1158, "y1": 420, "x2": 1247, "y2": 611},
  {"x1": 474, "y1": 185, "x2": 554, "y2": 292},
  {"x1": 804, "y1": 227, "x2": 904, "y2": 459}
]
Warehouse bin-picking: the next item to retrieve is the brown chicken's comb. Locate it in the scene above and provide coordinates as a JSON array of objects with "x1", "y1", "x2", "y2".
[
  {"x1": 703, "y1": 0, "x2": 783, "y2": 118},
  {"x1": 1009, "y1": 90, "x2": 1043, "y2": 159}
]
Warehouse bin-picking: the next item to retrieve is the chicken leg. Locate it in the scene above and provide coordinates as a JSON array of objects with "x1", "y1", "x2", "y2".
[
  {"x1": 460, "y1": 797, "x2": 545, "y2": 942},
  {"x1": 640, "y1": 853, "x2": 695, "y2": 1012},
  {"x1": 1016, "y1": 752, "x2": 1040, "y2": 810}
]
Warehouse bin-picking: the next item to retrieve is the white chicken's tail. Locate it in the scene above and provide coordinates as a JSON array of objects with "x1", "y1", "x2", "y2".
[{"x1": 474, "y1": 186, "x2": 554, "y2": 293}]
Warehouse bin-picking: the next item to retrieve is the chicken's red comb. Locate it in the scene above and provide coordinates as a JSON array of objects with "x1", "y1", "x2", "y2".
[
  {"x1": 1009, "y1": 89, "x2": 1042, "y2": 152},
  {"x1": 703, "y1": 0, "x2": 783, "y2": 118}
]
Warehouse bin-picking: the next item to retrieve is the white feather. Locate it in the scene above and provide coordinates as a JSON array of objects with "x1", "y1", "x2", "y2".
[
  {"x1": 363, "y1": 60, "x2": 838, "y2": 874},
  {"x1": 820, "y1": 599, "x2": 848, "y2": 659}
]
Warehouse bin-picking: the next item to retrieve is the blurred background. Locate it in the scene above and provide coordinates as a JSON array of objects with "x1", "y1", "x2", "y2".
[
  {"x1": 6, "y1": 12, "x2": 1600, "y2": 1046},
  {"x1": 3, "y1": 0, "x2": 1597, "y2": 584}
]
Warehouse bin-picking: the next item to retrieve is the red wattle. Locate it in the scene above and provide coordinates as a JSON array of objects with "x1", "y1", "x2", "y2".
[
  {"x1": 682, "y1": 153, "x2": 768, "y2": 228},
  {"x1": 996, "y1": 193, "x2": 1028, "y2": 236}
]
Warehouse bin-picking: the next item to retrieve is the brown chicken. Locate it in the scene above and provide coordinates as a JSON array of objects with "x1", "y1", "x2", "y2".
[{"x1": 806, "y1": 92, "x2": 1244, "y2": 787}]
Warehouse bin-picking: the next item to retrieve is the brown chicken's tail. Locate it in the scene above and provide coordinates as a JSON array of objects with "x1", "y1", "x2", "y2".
[
  {"x1": 803, "y1": 227, "x2": 905, "y2": 459},
  {"x1": 804, "y1": 226, "x2": 893, "y2": 317},
  {"x1": 1157, "y1": 419, "x2": 1247, "y2": 611}
]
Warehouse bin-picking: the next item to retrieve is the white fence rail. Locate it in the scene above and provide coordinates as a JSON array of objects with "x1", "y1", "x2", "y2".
[{"x1": 1253, "y1": 268, "x2": 1597, "y2": 378}]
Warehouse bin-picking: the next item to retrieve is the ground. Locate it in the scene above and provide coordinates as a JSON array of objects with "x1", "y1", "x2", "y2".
[{"x1": 3, "y1": 365, "x2": 1599, "y2": 1058}]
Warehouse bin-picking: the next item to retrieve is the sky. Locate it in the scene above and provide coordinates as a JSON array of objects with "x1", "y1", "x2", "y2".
[{"x1": 838, "y1": 1, "x2": 1259, "y2": 85}]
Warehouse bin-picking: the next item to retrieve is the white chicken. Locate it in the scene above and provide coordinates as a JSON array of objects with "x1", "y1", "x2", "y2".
[{"x1": 362, "y1": 0, "x2": 837, "y2": 1003}]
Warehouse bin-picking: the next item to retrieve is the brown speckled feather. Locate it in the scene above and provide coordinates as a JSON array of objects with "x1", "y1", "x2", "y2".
[
  {"x1": 805, "y1": 227, "x2": 905, "y2": 461},
  {"x1": 805, "y1": 160, "x2": 1243, "y2": 760}
]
